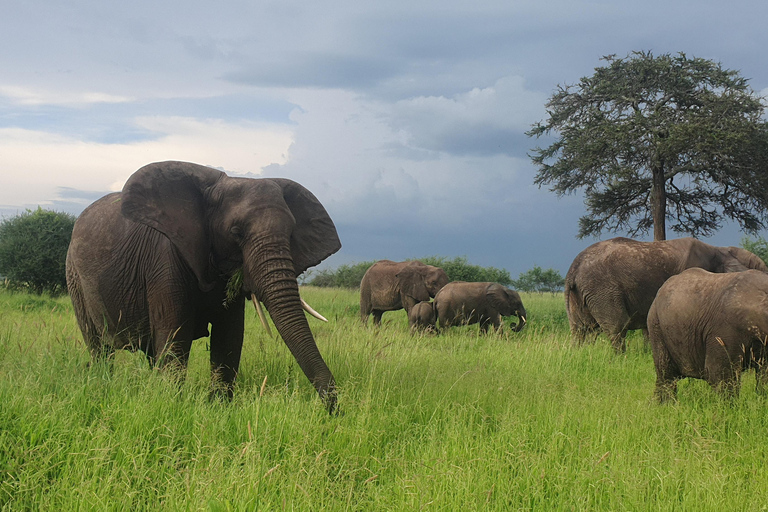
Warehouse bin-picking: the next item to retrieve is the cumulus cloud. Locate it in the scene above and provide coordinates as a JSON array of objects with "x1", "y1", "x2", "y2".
[
  {"x1": 390, "y1": 76, "x2": 547, "y2": 156},
  {"x1": 0, "y1": 118, "x2": 294, "y2": 214}
]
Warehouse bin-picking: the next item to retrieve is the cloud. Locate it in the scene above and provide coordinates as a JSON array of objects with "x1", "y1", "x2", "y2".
[
  {"x1": 0, "y1": 117, "x2": 294, "y2": 212},
  {"x1": 0, "y1": 85, "x2": 133, "y2": 107},
  {"x1": 390, "y1": 76, "x2": 548, "y2": 156}
]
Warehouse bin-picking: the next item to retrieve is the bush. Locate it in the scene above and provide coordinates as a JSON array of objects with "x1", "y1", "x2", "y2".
[
  {"x1": 418, "y1": 256, "x2": 512, "y2": 285},
  {"x1": 0, "y1": 208, "x2": 76, "y2": 295},
  {"x1": 512, "y1": 265, "x2": 565, "y2": 294},
  {"x1": 306, "y1": 261, "x2": 376, "y2": 288}
]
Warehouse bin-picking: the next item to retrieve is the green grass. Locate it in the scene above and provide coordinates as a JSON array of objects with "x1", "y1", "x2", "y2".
[{"x1": 1, "y1": 287, "x2": 767, "y2": 510}]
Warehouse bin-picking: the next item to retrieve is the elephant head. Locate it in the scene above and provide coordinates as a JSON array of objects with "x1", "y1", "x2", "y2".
[
  {"x1": 396, "y1": 263, "x2": 450, "y2": 311},
  {"x1": 722, "y1": 246, "x2": 768, "y2": 272},
  {"x1": 121, "y1": 161, "x2": 341, "y2": 407},
  {"x1": 488, "y1": 285, "x2": 527, "y2": 332}
]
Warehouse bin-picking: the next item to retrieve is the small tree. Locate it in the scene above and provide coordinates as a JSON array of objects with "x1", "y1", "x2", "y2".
[
  {"x1": 0, "y1": 208, "x2": 76, "y2": 295},
  {"x1": 512, "y1": 266, "x2": 565, "y2": 294},
  {"x1": 528, "y1": 51, "x2": 768, "y2": 241}
]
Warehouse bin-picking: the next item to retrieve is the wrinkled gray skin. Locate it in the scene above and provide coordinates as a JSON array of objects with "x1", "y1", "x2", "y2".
[
  {"x1": 359, "y1": 260, "x2": 449, "y2": 325},
  {"x1": 434, "y1": 281, "x2": 527, "y2": 333},
  {"x1": 648, "y1": 268, "x2": 768, "y2": 402},
  {"x1": 408, "y1": 301, "x2": 437, "y2": 334},
  {"x1": 566, "y1": 237, "x2": 767, "y2": 352},
  {"x1": 66, "y1": 161, "x2": 341, "y2": 410}
]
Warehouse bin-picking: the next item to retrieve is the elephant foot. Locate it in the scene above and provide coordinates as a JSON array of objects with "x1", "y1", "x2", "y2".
[{"x1": 654, "y1": 382, "x2": 677, "y2": 404}]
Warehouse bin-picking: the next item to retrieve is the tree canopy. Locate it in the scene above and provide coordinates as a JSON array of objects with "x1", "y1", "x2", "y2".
[
  {"x1": 528, "y1": 51, "x2": 768, "y2": 241},
  {"x1": 0, "y1": 208, "x2": 76, "y2": 295},
  {"x1": 511, "y1": 266, "x2": 565, "y2": 294}
]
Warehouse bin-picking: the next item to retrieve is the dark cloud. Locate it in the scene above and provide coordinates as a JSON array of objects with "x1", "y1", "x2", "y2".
[{"x1": 224, "y1": 53, "x2": 400, "y2": 90}]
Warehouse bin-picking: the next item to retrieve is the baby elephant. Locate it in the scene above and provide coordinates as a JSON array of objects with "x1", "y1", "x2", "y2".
[
  {"x1": 648, "y1": 268, "x2": 768, "y2": 402},
  {"x1": 433, "y1": 281, "x2": 526, "y2": 333},
  {"x1": 408, "y1": 301, "x2": 437, "y2": 333}
]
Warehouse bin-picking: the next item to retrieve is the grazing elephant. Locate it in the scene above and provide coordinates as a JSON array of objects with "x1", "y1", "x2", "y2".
[
  {"x1": 66, "y1": 161, "x2": 341, "y2": 410},
  {"x1": 434, "y1": 281, "x2": 526, "y2": 333},
  {"x1": 359, "y1": 260, "x2": 449, "y2": 325},
  {"x1": 565, "y1": 237, "x2": 767, "y2": 352},
  {"x1": 648, "y1": 268, "x2": 768, "y2": 402},
  {"x1": 408, "y1": 301, "x2": 437, "y2": 334}
]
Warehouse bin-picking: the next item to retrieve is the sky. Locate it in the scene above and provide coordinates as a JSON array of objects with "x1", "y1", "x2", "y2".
[{"x1": 1, "y1": 0, "x2": 767, "y2": 278}]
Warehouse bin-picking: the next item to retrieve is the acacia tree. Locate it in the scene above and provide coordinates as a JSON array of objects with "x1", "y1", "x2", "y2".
[{"x1": 528, "y1": 51, "x2": 768, "y2": 241}]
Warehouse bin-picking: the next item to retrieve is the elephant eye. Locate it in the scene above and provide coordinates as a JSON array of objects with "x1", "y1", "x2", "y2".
[{"x1": 230, "y1": 225, "x2": 243, "y2": 239}]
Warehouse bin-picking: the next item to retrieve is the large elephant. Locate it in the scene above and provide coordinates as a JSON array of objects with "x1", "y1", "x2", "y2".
[
  {"x1": 359, "y1": 260, "x2": 449, "y2": 325},
  {"x1": 66, "y1": 161, "x2": 341, "y2": 410},
  {"x1": 648, "y1": 268, "x2": 768, "y2": 402},
  {"x1": 565, "y1": 237, "x2": 767, "y2": 352},
  {"x1": 433, "y1": 281, "x2": 527, "y2": 333}
]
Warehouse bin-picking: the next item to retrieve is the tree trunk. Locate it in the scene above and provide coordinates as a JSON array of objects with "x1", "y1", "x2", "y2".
[{"x1": 651, "y1": 162, "x2": 666, "y2": 241}]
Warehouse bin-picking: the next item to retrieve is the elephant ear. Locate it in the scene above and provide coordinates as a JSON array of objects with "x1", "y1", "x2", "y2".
[
  {"x1": 487, "y1": 285, "x2": 515, "y2": 316},
  {"x1": 121, "y1": 161, "x2": 225, "y2": 291},
  {"x1": 397, "y1": 266, "x2": 431, "y2": 302},
  {"x1": 270, "y1": 179, "x2": 342, "y2": 275}
]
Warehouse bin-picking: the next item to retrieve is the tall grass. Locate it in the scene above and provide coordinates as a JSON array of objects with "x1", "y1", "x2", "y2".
[{"x1": 1, "y1": 287, "x2": 767, "y2": 510}]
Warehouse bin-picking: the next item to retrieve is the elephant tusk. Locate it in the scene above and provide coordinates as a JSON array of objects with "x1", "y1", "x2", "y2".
[
  {"x1": 251, "y1": 294, "x2": 273, "y2": 336},
  {"x1": 301, "y1": 298, "x2": 329, "y2": 322}
]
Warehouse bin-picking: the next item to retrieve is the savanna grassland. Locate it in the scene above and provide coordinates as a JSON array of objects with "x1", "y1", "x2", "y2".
[{"x1": 1, "y1": 287, "x2": 768, "y2": 511}]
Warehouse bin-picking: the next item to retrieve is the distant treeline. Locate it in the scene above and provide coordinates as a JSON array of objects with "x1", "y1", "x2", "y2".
[{"x1": 305, "y1": 256, "x2": 513, "y2": 288}]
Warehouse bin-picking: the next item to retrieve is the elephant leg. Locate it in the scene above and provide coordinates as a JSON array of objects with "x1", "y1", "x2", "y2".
[
  {"x1": 69, "y1": 275, "x2": 116, "y2": 365},
  {"x1": 706, "y1": 358, "x2": 741, "y2": 400},
  {"x1": 608, "y1": 329, "x2": 628, "y2": 353},
  {"x1": 651, "y1": 339, "x2": 679, "y2": 403},
  {"x1": 372, "y1": 310, "x2": 384, "y2": 326},
  {"x1": 655, "y1": 377, "x2": 678, "y2": 404},
  {"x1": 711, "y1": 375, "x2": 740, "y2": 400},
  {"x1": 152, "y1": 328, "x2": 194, "y2": 375},
  {"x1": 360, "y1": 302, "x2": 372, "y2": 325},
  {"x1": 209, "y1": 303, "x2": 245, "y2": 400}
]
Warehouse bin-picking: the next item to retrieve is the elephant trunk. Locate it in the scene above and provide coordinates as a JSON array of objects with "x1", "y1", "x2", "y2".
[
  {"x1": 511, "y1": 309, "x2": 527, "y2": 332},
  {"x1": 245, "y1": 241, "x2": 336, "y2": 411}
]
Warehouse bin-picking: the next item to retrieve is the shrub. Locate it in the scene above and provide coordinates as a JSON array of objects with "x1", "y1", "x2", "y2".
[
  {"x1": 512, "y1": 265, "x2": 565, "y2": 294},
  {"x1": 306, "y1": 261, "x2": 376, "y2": 288},
  {"x1": 0, "y1": 208, "x2": 76, "y2": 295},
  {"x1": 418, "y1": 256, "x2": 512, "y2": 285},
  {"x1": 307, "y1": 256, "x2": 512, "y2": 288}
]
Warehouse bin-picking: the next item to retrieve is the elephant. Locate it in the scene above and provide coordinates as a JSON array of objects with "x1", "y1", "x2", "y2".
[
  {"x1": 359, "y1": 260, "x2": 449, "y2": 325},
  {"x1": 408, "y1": 301, "x2": 437, "y2": 334},
  {"x1": 433, "y1": 281, "x2": 527, "y2": 333},
  {"x1": 66, "y1": 161, "x2": 341, "y2": 410},
  {"x1": 565, "y1": 237, "x2": 767, "y2": 352},
  {"x1": 648, "y1": 268, "x2": 768, "y2": 402}
]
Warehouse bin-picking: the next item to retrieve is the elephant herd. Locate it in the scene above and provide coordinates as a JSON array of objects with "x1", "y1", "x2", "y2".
[
  {"x1": 358, "y1": 260, "x2": 527, "y2": 334},
  {"x1": 566, "y1": 237, "x2": 768, "y2": 402},
  {"x1": 65, "y1": 161, "x2": 768, "y2": 411}
]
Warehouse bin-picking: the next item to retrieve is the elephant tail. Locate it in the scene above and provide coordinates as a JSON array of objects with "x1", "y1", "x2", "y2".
[{"x1": 564, "y1": 276, "x2": 597, "y2": 344}]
